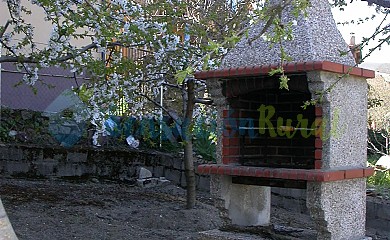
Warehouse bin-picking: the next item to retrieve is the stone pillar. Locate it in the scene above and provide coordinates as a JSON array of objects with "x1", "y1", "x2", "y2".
[
  {"x1": 307, "y1": 180, "x2": 367, "y2": 240},
  {"x1": 228, "y1": 183, "x2": 271, "y2": 226},
  {"x1": 211, "y1": 175, "x2": 271, "y2": 227},
  {"x1": 306, "y1": 71, "x2": 369, "y2": 240},
  {"x1": 207, "y1": 76, "x2": 272, "y2": 227}
]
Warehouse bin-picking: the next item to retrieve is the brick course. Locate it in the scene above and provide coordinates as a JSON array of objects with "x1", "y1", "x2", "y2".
[{"x1": 197, "y1": 164, "x2": 374, "y2": 182}]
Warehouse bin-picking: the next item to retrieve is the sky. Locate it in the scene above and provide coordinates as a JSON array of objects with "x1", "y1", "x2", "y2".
[{"x1": 331, "y1": 1, "x2": 390, "y2": 63}]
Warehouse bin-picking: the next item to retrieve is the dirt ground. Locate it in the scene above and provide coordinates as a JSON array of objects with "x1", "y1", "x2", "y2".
[{"x1": 0, "y1": 178, "x2": 389, "y2": 240}]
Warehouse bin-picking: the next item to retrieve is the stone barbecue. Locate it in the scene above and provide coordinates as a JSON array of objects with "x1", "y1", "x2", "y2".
[
  {"x1": 196, "y1": 1, "x2": 376, "y2": 239},
  {"x1": 197, "y1": 61, "x2": 374, "y2": 186}
]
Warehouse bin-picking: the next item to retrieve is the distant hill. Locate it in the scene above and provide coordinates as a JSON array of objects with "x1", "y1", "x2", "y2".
[
  {"x1": 360, "y1": 62, "x2": 390, "y2": 74},
  {"x1": 367, "y1": 67, "x2": 390, "y2": 129}
]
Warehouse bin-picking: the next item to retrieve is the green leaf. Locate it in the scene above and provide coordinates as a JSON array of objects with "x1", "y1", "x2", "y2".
[
  {"x1": 203, "y1": 54, "x2": 211, "y2": 70},
  {"x1": 206, "y1": 39, "x2": 221, "y2": 54},
  {"x1": 225, "y1": 34, "x2": 240, "y2": 46},
  {"x1": 279, "y1": 75, "x2": 290, "y2": 90},
  {"x1": 245, "y1": 30, "x2": 249, "y2": 39},
  {"x1": 302, "y1": 101, "x2": 311, "y2": 110},
  {"x1": 339, "y1": 50, "x2": 348, "y2": 56},
  {"x1": 175, "y1": 70, "x2": 188, "y2": 84},
  {"x1": 269, "y1": 67, "x2": 283, "y2": 76},
  {"x1": 175, "y1": 67, "x2": 194, "y2": 84}
]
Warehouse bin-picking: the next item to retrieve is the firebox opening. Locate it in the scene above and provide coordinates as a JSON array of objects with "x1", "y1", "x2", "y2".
[{"x1": 226, "y1": 75, "x2": 316, "y2": 169}]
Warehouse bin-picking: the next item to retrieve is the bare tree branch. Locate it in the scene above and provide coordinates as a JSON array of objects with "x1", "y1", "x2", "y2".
[
  {"x1": 195, "y1": 85, "x2": 206, "y2": 93},
  {"x1": 0, "y1": 42, "x2": 97, "y2": 63},
  {"x1": 0, "y1": 20, "x2": 11, "y2": 38},
  {"x1": 194, "y1": 98, "x2": 213, "y2": 105},
  {"x1": 139, "y1": 93, "x2": 182, "y2": 127},
  {"x1": 163, "y1": 82, "x2": 184, "y2": 90},
  {"x1": 0, "y1": 42, "x2": 147, "y2": 63}
]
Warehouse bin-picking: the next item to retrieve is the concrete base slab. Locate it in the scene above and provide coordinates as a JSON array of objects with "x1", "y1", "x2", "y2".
[
  {"x1": 199, "y1": 224, "x2": 319, "y2": 240},
  {"x1": 217, "y1": 176, "x2": 271, "y2": 226},
  {"x1": 198, "y1": 229, "x2": 270, "y2": 240},
  {"x1": 199, "y1": 229, "x2": 372, "y2": 240}
]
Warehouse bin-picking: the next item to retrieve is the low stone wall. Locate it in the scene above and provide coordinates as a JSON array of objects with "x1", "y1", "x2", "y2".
[
  {"x1": 366, "y1": 199, "x2": 390, "y2": 232},
  {"x1": 271, "y1": 188, "x2": 308, "y2": 214},
  {"x1": 0, "y1": 143, "x2": 210, "y2": 191},
  {"x1": 271, "y1": 187, "x2": 390, "y2": 233}
]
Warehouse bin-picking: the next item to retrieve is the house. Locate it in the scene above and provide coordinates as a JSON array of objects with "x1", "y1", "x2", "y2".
[
  {"x1": 0, "y1": 1, "x2": 91, "y2": 113},
  {"x1": 1, "y1": 62, "x2": 87, "y2": 112},
  {"x1": 349, "y1": 35, "x2": 362, "y2": 64},
  {"x1": 362, "y1": 63, "x2": 390, "y2": 129},
  {"x1": 0, "y1": 1, "x2": 150, "y2": 114},
  {"x1": 349, "y1": 33, "x2": 389, "y2": 129}
]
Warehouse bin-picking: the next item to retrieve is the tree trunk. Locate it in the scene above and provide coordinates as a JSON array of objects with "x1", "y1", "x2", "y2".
[
  {"x1": 0, "y1": 199, "x2": 18, "y2": 239},
  {"x1": 183, "y1": 134, "x2": 196, "y2": 209},
  {"x1": 182, "y1": 79, "x2": 196, "y2": 209}
]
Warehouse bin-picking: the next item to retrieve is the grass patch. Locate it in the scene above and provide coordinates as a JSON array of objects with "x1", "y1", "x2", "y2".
[
  {"x1": 367, "y1": 154, "x2": 390, "y2": 198},
  {"x1": 368, "y1": 170, "x2": 390, "y2": 188}
]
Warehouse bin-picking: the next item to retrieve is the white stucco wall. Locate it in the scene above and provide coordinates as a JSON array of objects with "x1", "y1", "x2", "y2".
[{"x1": 0, "y1": 1, "x2": 95, "y2": 54}]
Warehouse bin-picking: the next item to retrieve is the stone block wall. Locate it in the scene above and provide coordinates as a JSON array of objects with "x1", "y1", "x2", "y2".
[
  {"x1": 271, "y1": 187, "x2": 390, "y2": 234},
  {"x1": 0, "y1": 143, "x2": 210, "y2": 191}
]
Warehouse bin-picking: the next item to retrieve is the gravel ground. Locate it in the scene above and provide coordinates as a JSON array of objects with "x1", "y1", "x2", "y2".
[
  {"x1": 0, "y1": 178, "x2": 389, "y2": 240},
  {"x1": 0, "y1": 178, "x2": 221, "y2": 240}
]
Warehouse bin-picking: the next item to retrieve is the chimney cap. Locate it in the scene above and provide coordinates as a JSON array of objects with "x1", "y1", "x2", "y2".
[
  {"x1": 350, "y1": 34, "x2": 356, "y2": 46},
  {"x1": 221, "y1": 0, "x2": 356, "y2": 68}
]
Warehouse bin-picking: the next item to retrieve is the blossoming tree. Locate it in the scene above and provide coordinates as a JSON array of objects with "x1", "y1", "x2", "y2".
[{"x1": 0, "y1": 0, "x2": 260, "y2": 211}]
